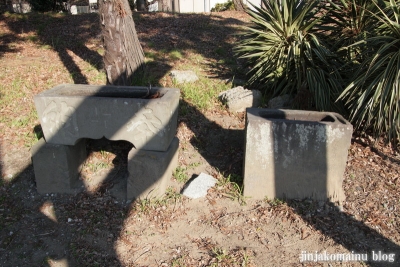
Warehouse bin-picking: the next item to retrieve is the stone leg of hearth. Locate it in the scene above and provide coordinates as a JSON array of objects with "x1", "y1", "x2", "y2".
[
  {"x1": 127, "y1": 137, "x2": 179, "y2": 201},
  {"x1": 31, "y1": 138, "x2": 86, "y2": 194}
]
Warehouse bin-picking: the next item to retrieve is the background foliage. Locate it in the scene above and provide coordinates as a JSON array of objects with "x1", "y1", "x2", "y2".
[
  {"x1": 211, "y1": 0, "x2": 235, "y2": 12},
  {"x1": 338, "y1": 0, "x2": 400, "y2": 145},
  {"x1": 235, "y1": 0, "x2": 400, "y2": 144},
  {"x1": 28, "y1": 0, "x2": 66, "y2": 12}
]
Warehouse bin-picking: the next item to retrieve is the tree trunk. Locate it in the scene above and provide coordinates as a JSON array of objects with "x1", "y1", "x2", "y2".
[
  {"x1": 233, "y1": 0, "x2": 245, "y2": 11},
  {"x1": 99, "y1": 0, "x2": 145, "y2": 85}
]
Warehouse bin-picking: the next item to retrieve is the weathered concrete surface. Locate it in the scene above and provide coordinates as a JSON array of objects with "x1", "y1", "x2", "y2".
[
  {"x1": 243, "y1": 108, "x2": 353, "y2": 203},
  {"x1": 34, "y1": 84, "x2": 179, "y2": 152},
  {"x1": 31, "y1": 138, "x2": 86, "y2": 194},
  {"x1": 181, "y1": 172, "x2": 217, "y2": 199},
  {"x1": 218, "y1": 86, "x2": 262, "y2": 112},
  {"x1": 127, "y1": 137, "x2": 179, "y2": 200},
  {"x1": 170, "y1": 70, "x2": 199, "y2": 84}
]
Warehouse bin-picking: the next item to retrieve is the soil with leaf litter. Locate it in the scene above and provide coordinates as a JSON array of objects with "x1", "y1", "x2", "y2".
[{"x1": 0, "y1": 10, "x2": 400, "y2": 267}]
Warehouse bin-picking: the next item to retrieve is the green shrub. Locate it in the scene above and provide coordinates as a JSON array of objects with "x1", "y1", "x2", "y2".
[
  {"x1": 211, "y1": 0, "x2": 235, "y2": 12},
  {"x1": 28, "y1": 0, "x2": 66, "y2": 12},
  {"x1": 234, "y1": 0, "x2": 346, "y2": 112},
  {"x1": 338, "y1": 0, "x2": 400, "y2": 144},
  {"x1": 234, "y1": 0, "x2": 400, "y2": 144},
  {"x1": 323, "y1": 0, "x2": 381, "y2": 62}
]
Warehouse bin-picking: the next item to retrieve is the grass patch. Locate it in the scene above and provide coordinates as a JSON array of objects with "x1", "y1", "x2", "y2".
[
  {"x1": 217, "y1": 173, "x2": 247, "y2": 205},
  {"x1": 215, "y1": 46, "x2": 227, "y2": 57},
  {"x1": 265, "y1": 197, "x2": 285, "y2": 207},
  {"x1": 144, "y1": 51, "x2": 158, "y2": 62},
  {"x1": 39, "y1": 44, "x2": 52, "y2": 50},
  {"x1": 209, "y1": 246, "x2": 253, "y2": 266},
  {"x1": 25, "y1": 35, "x2": 39, "y2": 43},
  {"x1": 130, "y1": 63, "x2": 160, "y2": 86},
  {"x1": 130, "y1": 187, "x2": 183, "y2": 215},
  {"x1": 190, "y1": 53, "x2": 205, "y2": 65},
  {"x1": 173, "y1": 166, "x2": 189, "y2": 183},
  {"x1": 169, "y1": 49, "x2": 183, "y2": 60},
  {"x1": 164, "y1": 187, "x2": 182, "y2": 202},
  {"x1": 0, "y1": 79, "x2": 24, "y2": 109},
  {"x1": 36, "y1": 22, "x2": 46, "y2": 35},
  {"x1": 0, "y1": 77, "x2": 39, "y2": 146},
  {"x1": 173, "y1": 163, "x2": 201, "y2": 184},
  {"x1": 11, "y1": 115, "x2": 31, "y2": 128},
  {"x1": 85, "y1": 162, "x2": 111, "y2": 173},
  {"x1": 178, "y1": 77, "x2": 231, "y2": 111}
]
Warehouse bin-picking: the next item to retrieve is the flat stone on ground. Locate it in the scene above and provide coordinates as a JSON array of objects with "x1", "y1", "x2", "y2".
[
  {"x1": 218, "y1": 86, "x2": 262, "y2": 112},
  {"x1": 182, "y1": 172, "x2": 217, "y2": 199},
  {"x1": 170, "y1": 70, "x2": 199, "y2": 84}
]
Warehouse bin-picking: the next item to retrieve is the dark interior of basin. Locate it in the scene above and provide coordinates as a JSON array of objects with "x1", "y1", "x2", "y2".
[
  {"x1": 58, "y1": 87, "x2": 163, "y2": 99},
  {"x1": 259, "y1": 110, "x2": 337, "y2": 123}
]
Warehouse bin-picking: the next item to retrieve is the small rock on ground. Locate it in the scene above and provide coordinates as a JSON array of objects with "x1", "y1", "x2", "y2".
[
  {"x1": 181, "y1": 172, "x2": 217, "y2": 199},
  {"x1": 218, "y1": 86, "x2": 262, "y2": 112},
  {"x1": 170, "y1": 70, "x2": 199, "y2": 84}
]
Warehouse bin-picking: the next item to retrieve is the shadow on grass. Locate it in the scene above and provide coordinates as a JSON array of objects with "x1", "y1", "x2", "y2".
[
  {"x1": 289, "y1": 199, "x2": 400, "y2": 266},
  {"x1": 2, "y1": 11, "x2": 248, "y2": 85},
  {"x1": 133, "y1": 11, "x2": 249, "y2": 82},
  {"x1": 178, "y1": 100, "x2": 245, "y2": 180},
  {"x1": 1, "y1": 12, "x2": 103, "y2": 84},
  {"x1": 0, "y1": 32, "x2": 23, "y2": 58}
]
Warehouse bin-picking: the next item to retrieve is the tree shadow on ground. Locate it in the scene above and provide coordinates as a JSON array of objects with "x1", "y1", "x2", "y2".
[
  {"x1": 0, "y1": 33, "x2": 23, "y2": 58},
  {"x1": 0, "y1": 164, "x2": 127, "y2": 266},
  {"x1": 178, "y1": 100, "x2": 245, "y2": 180},
  {"x1": 289, "y1": 199, "x2": 400, "y2": 266},
  {"x1": 1, "y1": 12, "x2": 103, "y2": 84},
  {"x1": 2, "y1": 11, "x2": 248, "y2": 84},
  {"x1": 133, "y1": 11, "x2": 249, "y2": 83}
]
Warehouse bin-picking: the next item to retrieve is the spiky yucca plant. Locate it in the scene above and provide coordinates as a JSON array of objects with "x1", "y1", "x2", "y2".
[
  {"x1": 324, "y1": 0, "x2": 381, "y2": 61},
  {"x1": 235, "y1": 0, "x2": 345, "y2": 112},
  {"x1": 338, "y1": 0, "x2": 400, "y2": 144}
]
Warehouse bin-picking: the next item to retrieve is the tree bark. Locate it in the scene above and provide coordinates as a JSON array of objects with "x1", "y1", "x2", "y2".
[{"x1": 99, "y1": 0, "x2": 145, "y2": 85}]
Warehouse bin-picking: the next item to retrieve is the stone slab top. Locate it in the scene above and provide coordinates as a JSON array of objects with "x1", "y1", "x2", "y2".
[
  {"x1": 34, "y1": 84, "x2": 180, "y2": 151},
  {"x1": 246, "y1": 108, "x2": 352, "y2": 128},
  {"x1": 35, "y1": 84, "x2": 179, "y2": 100}
]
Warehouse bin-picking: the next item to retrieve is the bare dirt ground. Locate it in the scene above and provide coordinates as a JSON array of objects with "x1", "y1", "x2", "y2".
[{"x1": 0, "y1": 10, "x2": 400, "y2": 267}]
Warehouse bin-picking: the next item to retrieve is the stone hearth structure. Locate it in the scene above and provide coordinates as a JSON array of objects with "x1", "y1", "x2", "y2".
[{"x1": 32, "y1": 84, "x2": 180, "y2": 200}]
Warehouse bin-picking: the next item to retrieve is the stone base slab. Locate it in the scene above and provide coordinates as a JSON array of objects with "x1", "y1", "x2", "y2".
[
  {"x1": 218, "y1": 86, "x2": 262, "y2": 112},
  {"x1": 127, "y1": 137, "x2": 179, "y2": 200},
  {"x1": 32, "y1": 137, "x2": 179, "y2": 200},
  {"x1": 31, "y1": 138, "x2": 86, "y2": 194}
]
